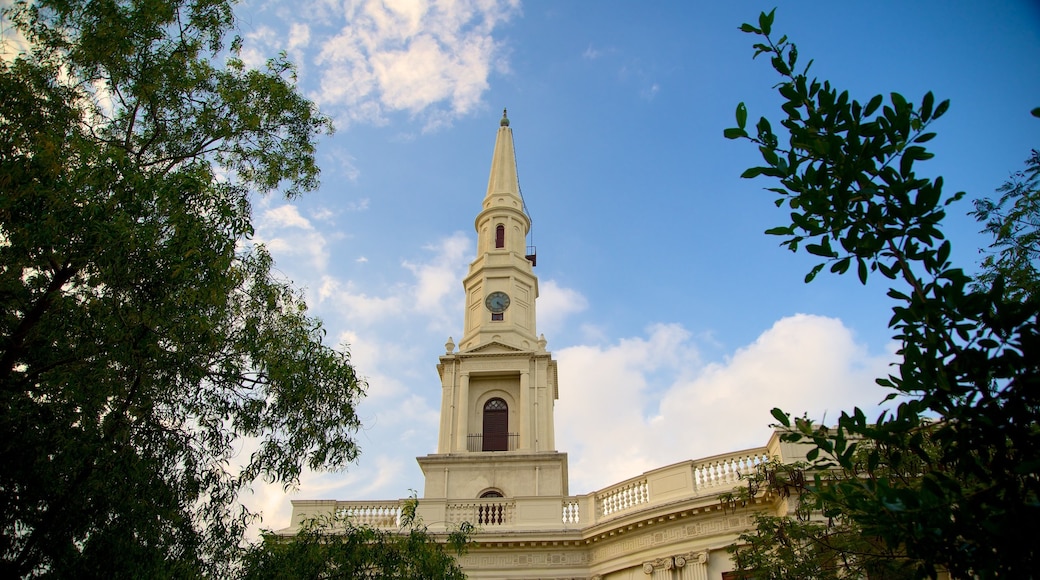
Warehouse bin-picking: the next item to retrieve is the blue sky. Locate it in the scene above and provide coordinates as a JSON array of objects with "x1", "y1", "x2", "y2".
[{"x1": 232, "y1": 0, "x2": 1040, "y2": 532}]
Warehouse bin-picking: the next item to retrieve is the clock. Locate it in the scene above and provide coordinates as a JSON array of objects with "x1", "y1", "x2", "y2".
[{"x1": 485, "y1": 291, "x2": 511, "y2": 313}]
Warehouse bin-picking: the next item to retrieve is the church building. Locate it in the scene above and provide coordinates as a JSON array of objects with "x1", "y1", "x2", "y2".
[{"x1": 284, "y1": 111, "x2": 812, "y2": 579}]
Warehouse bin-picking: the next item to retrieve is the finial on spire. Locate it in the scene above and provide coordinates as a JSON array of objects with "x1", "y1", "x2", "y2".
[{"x1": 500, "y1": 108, "x2": 510, "y2": 127}]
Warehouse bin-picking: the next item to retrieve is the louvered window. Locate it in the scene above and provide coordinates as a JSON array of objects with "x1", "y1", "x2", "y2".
[{"x1": 482, "y1": 398, "x2": 508, "y2": 451}]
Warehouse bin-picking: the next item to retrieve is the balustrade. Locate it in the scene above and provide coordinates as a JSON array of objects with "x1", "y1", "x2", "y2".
[
  {"x1": 446, "y1": 499, "x2": 515, "y2": 527},
  {"x1": 597, "y1": 478, "x2": 649, "y2": 517},
  {"x1": 692, "y1": 451, "x2": 768, "y2": 491},
  {"x1": 302, "y1": 447, "x2": 772, "y2": 532},
  {"x1": 335, "y1": 501, "x2": 401, "y2": 528},
  {"x1": 562, "y1": 499, "x2": 581, "y2": 524}
]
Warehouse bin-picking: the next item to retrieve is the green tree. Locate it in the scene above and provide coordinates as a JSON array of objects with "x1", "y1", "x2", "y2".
[
  {"x1": 724, "y1": 10, "x2": 1040, "y2": 579},
  {"x1": 972, "y1": 148, "x2": 1040, "y2": 301},
  {"x1": 240, "y1": 498, "x2": 472, "y2": 580},
  {"x1": 0, "y1": 0, "x2": 364, "y2": 576}
]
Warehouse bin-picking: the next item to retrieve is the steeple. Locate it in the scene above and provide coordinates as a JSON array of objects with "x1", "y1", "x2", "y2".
[
  {"x1": 484, "y1": 109, "x2": 522, "y2": 206},
  {"x1": 418, "y1": 112, "x2": 567, "y2": 501},
  {"x1": 459, "y1": 110, "x2": 537, "y2": 352}
]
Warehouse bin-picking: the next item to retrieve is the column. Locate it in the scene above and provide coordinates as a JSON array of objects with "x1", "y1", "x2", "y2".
[
  {"x1": 519, "y1": 370, "x2": 530, "y2": 450},
  {"x1": 674, "y1": 551, "x2": 709, "y2": 580},
  {"x1": 642, "y1": 557, "x2": 674, "y2": 580},
  {"x1": 456, "y1": 373, "x2": 470, "y2": 451}
]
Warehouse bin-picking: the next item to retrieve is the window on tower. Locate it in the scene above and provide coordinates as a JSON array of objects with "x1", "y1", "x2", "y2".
[
  {"x1": 491, "y1": 312, "x2": 503, "y2": 321},
  {"x1": 495, "y1": 224, "x2": 505, "y2": 248}
]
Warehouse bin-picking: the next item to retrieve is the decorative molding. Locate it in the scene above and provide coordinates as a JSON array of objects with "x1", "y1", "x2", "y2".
[
  {"x1": 642, "y1": 557, "x2": 674, "y2": 573},
  {"x1": 458, "y1": 550, "x2": 589, "y2": 569},
  {"x1": 589, "y1": 514, "x2": 751, "y2": 563},
  {"x1": 674, "y1": 550, "x2": 709, "y2": 568}
]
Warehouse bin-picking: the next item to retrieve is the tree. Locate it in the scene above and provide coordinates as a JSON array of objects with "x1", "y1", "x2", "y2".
[
  {"x1": 724, "y1": 10, "x2": 1040, "y2": 579},
  {"x1": 971, "y1": 149, "x2": 1040, "y2": 301},
  {"x1": 0, "y1": 0, "x2": 365, "y2": 576},
  {"x1": 239, "y1": 498, "x2": 472, "y2": 580}
]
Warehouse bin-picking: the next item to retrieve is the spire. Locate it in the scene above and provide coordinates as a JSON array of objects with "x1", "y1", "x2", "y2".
[{"x1": 485, "y1": 108, "x2": 521, "y2": 202}]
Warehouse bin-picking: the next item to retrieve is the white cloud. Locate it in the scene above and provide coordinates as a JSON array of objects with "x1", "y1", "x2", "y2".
[
  {"x1": 403, "y1": 232, "x2": 470, "y2": 328},
  {"x1": 323, "y1": 147, "x2": 362, "y2": 182},
  {"x1": 555, "y1": 314, "x2": 896, "y2": 494},
  {"x1": 263, "y1": 205, "x2": 314, "y2": 230},
  {"x1": 241, "y1": 25, "x2": 279, "y2": 69},
  {"x1": 311, "y1": 232, "x2": 469, "y2": 331},
  {"x1": 254, "y1": 203, "x2": 329, "y2": 272},
  {"x1": 538, "y1": 279, "x2": 588, "y2": 337},
  {"x1": 314, "y1": 0, "x2": 520, "y2": 128},
  {"x1": 288, "y1": 22, "x2": 311, "y2": 51}
]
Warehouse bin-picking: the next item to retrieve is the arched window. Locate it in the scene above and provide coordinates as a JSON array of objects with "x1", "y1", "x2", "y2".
[
  {"x1": 478, "y1": 490, "x2": 505, "y2": 524},
  {"x1": 482, "y1": 398, "x2": 508, "y2": 451},
  {"x1": 495, "y1": 224, "x2": 505, "y2": 248}
]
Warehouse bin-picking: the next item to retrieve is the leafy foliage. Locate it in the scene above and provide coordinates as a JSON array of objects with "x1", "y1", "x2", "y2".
[
  {"x1": 240, "y1": 498, "x2": 472, "y2": 580},
  {"x1": 972, "y1": 149, "x2": 1040, "y2": 301},
  {"x1": 725, "y1": 9, "x2": 1040, "y2": 579},
  {"x1": 0, "y1": 0, "x2": 363, "y2": 576}
]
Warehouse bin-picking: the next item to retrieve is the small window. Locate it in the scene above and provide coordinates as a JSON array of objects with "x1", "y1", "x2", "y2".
[
  {"x1": 491, "y1": 312, "x2": 503, "y2": 321},
  {"x1": 480, "y1": 490, "x2": 503, "y2": 498},
  {"x1": 495, "y1": 224, "x2": 505, "y2": 248}
]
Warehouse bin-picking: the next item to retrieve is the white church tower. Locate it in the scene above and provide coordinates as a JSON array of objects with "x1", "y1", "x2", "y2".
[
  {"x1": 416, "y1": 110, "x2": 569, "y2": 500},
  {"x1": 285, "y1": 111, "x2": 811, "y2": 580}
]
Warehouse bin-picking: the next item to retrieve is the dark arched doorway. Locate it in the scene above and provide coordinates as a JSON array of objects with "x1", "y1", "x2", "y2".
[{"x1": 482, "y1": 398, "x2": 508, "y2": 451}]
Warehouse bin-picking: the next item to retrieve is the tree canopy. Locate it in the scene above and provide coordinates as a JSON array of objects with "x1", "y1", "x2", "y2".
[
  {"x1": 1, "y1": 0, "x2": 365, "y2": 576},
  {"x1": 725, "y1": 10, "x2": 1039, "y2": 579},
  {"x1": 240, "y1": 500, "x2": 472, "y2": 580},
  {"x1": 972, "y1": 149, "x2": 1040, "y2": 302}
]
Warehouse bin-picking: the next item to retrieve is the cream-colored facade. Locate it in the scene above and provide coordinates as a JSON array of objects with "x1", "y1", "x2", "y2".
[{"x1": 284, "y1": 112, "x2": 810, "y2": 579}]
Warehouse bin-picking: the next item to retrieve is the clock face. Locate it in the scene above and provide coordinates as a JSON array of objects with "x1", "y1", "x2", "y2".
[{"x1": 485, "y1": 291, "x2": 511, "y2": 313}]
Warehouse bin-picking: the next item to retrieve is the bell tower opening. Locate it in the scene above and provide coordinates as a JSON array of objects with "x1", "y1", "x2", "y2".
[{"x1": 482, "y1": 398, "x2": 509, "y2": 451}]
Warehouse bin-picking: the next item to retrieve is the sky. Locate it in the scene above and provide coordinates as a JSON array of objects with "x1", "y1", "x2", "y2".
[{"x1": 231, "y1": 0, "x2": 1040, "y2": 534}]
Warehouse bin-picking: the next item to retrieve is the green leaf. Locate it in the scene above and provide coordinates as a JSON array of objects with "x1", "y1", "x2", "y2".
[
  {"x1": 921, "y1": 90, "x2": 935, "y2": 121},
  {"x1": 771, "y1": 407, "x2": 792, "y2": 427},
  {"x1": 900, "y1": 150, "x2": 914, "y2": 177},
  {"x1": 890, "y1": 92, "x2": 907, "y2": 113},
  {"x1": 1032, "y1": 106, "x2": 1040, "y2": 118},
  {"x1": 806, "y1": 237, "x2": 835, "y2": 257},
  {"x1": 739, "y1": 22, "x2": 759, "y2": 33},
  {"x1": 736, "y1": 102, "x2": 748, "y2": 129},
  {"x1": 724, "y1": 127, "x2": 749, "y2": 140},
  {"x1": 759, "y1": 9, "x2": 774, "y2": 36},
  {"x1": 770, "y1": 55, "x2": 790, "y2": 76},
  {"x1": 933, "y1": 98, "x2": 950, "y2": 119},
  {"x1": 830, "y1": 256, "x2": 851, "y2": 274},
  {"x1": 804, "y1": 263, "x2": 825, "y2": 283},
  {"x1": 741, "y1": 166, "x2": 765, "y2": 178},
  {"x1": 864, "y1": 94, "x2": 883, "y2": 117}
]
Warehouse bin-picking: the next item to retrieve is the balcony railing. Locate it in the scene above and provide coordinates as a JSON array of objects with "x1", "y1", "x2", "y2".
[
  {"x1": 335, "y1": 501, "x2": 401, "y2": 528},
  {"x1": 466, "y1": 433, "x2": 519, "y2": 452},
  {"x1": 293, "y1": 444, "x2": 778, "y2": 533},
  {"x1": 447, "y1": 499, "x2": 514, "y2": 527}
]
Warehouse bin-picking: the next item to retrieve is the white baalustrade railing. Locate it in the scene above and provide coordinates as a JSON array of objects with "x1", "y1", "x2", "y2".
[{"x1": 289, "y1": 445, "x2": 775, "y2": 533}]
